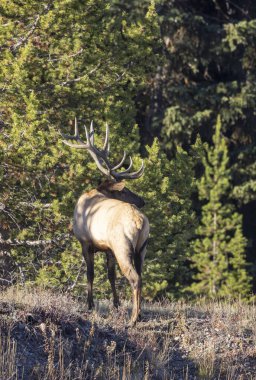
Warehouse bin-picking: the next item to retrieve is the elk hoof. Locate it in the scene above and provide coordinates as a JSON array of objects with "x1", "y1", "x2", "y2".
[
  {"x1": 125, "y1": 320, "x2": 136, "y2": 329},
  {"x1": 87, "y1": 301, "x2": 95, "y2": 310},
  {"x1": 113, "y1": 300, "x2": 121, "y2": 309}
]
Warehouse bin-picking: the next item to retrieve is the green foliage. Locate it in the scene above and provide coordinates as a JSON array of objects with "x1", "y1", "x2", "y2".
[
  {"x1": 109, "y1": 0, "x2": 152, "y2": 22},
  {"x1": 0, "y1": 0, "x2": 160, "y2": 284},
  {"x1": 157, "y1": 1, "x2": 256, "y2": 204},
  {"x1": 152, "y1": 0, "x2": 256, "y2": 282},
  {"x1": 189, "y1": 117, "x2": 252, "y2": 298},
  {"x1": 129, "y1": 139, "x2": 197, "y2": 299},
  {"x1": 0, "y1": 0, "x2": 168, "y2": 301},
  {"x1": 0, "y1": 0, "x2": 255, "y2": 301}
]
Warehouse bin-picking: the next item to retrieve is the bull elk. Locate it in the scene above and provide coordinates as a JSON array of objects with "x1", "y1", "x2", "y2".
[{"x1": 62, "y1": 118, "x2": 149, "y2": 326}]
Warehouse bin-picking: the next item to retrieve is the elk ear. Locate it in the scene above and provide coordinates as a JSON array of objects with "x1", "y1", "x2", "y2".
[
  {"x1": 97, "y1": 180, "x2": 112, "y2": 191},
  {"x1": 107, "y1": 181, "x2": 126, "y2": 192},
  {"x1": 97, "y1": 180, "x2": 125, "y2": 192}
]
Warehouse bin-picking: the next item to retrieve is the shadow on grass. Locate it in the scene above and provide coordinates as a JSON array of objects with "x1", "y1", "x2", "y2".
[{"x1": 0, "y1": 299, "x2": 199, "y2": 380}]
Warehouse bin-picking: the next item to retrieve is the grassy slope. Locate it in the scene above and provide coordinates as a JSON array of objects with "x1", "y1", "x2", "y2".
[{"x1": 0, "y1": 287, "x2": 256, "y2": 380}]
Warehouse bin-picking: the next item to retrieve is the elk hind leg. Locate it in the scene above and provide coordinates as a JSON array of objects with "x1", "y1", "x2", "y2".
[
  {"x1": 81, "y1": 242, "x2": 95, "y2": 310},
  {"x1": 134, "y1": 239, "x2": 148, "y2": 321},
  {"x1": 133, "y1": 253, "x2": 142, "y2": 321},
  {"x1": 128, "y1": 266, "x2": 142, "y2": 327},
  {"x1": 106, "y1": 251, "x2": 120, "y2": 308},
  {"x1": 114, "y1": 246, "x2": 141, "y2": 327}
]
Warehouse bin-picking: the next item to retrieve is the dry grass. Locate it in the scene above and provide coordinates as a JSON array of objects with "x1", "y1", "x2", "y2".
[{"x1": 0, "y1": 287, "x2": 256, "y2": 379}]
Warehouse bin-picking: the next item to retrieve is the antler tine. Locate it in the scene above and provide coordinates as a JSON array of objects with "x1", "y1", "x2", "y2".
[
  {"x1": 84, "y1": 123, "x2": 102, "y2": 155},
  {"x1": 89, "y1": 120, "x2": 94, "y2": 145},
  {"x1": 111, "y1": 159, "x2": 145, "y2": 181},
  {"x1": 83, "y1": 122, "x2": 111, "y2": 168},
  {"x1": 103, "y1": 123, "x2": 110, "y2": 156},
  {"x1": 125, "y1": 160, "x2": 145, "y2": 179},
  {"x1": 116, "y1": 156, "x2": 133, "y2": 173},
  {"x1": 111, "y1": 151, "x2": 127, "y2": 171},
  {"x1": 81, "y1": 123, "x2": 112, "y2": 176},
  {"x1": 61, "y1": 118, "x2": 145, "y2": 181},
  {"x1": 74, "y1": 117, "x2": 79, "y2": 137},
  {"x1": 61, "y1": 117, "x2": 89, "y2": 148},
  {"x1": 84, "y1": 123, "x2": 100, "y2": 155},
  {"x1": 84, "y1": 124, "x2": 93, "y2": 149}
]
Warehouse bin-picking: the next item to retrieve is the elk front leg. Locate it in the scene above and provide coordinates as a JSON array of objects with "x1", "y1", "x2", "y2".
[
  {"x1": 81, "y1": 242, "x2": 95, "y2": 310},
  {"x1": 106, "y1": 251, "x2": 120, "y2": 308}
]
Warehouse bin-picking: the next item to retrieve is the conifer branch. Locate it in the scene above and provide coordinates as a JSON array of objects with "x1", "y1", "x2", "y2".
[{"x1": 11, "y1": 3, "x2": 53, "y2": 52}]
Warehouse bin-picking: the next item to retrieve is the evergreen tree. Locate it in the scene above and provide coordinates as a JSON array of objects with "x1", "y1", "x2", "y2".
[
  {"x1": 0, "y1": 0, "x2": 161, "y2": 289},
  {"x1": 129, "y1": 139, "x2": 197, "y2": 299},
  {"x1": 1, "y1": 0, "x2": 255, "y2": 299},
  {"x1": 144, "y1": 0, "x2": 256, "y2": 274},
  {"x1": 0, "y1": 0, "x2": 196, "y2": 301},
  {"x1": 189, "y1": 117, "x2": 252, "y2": 298}
]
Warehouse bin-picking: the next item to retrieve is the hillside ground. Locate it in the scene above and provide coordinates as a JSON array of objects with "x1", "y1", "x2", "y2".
[{"x1": 0, "y1": 287, "x2": 256, "y2": 379}]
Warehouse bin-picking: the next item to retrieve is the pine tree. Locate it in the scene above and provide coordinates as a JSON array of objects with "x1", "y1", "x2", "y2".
[
  {"x1": 129, "y1": 139, "x2": 197, "y2": 299},
  {"x1": 189, "y1": 117, "x2": 252, "y2": 298},
  {"x1": 0, "y1": 0, "x2": 161, "y2": 290},
  {"x1": 147, "y1": 0, "x2": 256, "y2": 275}
]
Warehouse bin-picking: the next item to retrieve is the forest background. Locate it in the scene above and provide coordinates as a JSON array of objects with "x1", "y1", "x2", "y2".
[{"x1": 1, "y1": 0, "x2": 256, "y2": 301}]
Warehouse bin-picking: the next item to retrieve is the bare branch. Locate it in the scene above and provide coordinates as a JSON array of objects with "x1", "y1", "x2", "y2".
[
  {"x1": 67, "y1": 257, "x2": 85, "y2": 291},
  {"x1": 48, "y1": 48, "x2": 84, "y2": 62},
  {"x1": 11, "y1": 14, "x2": 40, "y2": 51},
  {"x1": 0, "y1": 277, "x2": 13, "y2": 284},
  {"x1": 10, "y1": 3, "x2": 53, "y2": 52},
  {"x1": 0, "y1": 233, "x2": 70, "y2": 248},
  {"x1": 19, "y1": 202, "x2": 52, "y2": 209},
  {"x1": 60, "y1": 62, "x2": 102, "y2": 86}
]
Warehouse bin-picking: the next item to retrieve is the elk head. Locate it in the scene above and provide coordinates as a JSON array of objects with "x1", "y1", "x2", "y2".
[
  {"x1": 61, "y1": 118, "x2": 145, "y2": 207},
  {"x1": 97, "y1": 180, "x2": 145, "y2": 208}
]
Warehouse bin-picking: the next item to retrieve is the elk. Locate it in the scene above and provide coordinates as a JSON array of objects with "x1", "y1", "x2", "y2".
[{"x1": 62, "y1": 118, "x2": 149, "y2": 326}]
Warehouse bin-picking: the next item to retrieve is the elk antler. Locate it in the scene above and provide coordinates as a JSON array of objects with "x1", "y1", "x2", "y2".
[{"x1": 61, "y1": 118, "x2": 144, "y2": 181}]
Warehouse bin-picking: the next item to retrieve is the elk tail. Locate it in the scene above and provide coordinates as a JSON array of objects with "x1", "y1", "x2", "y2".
[{"x1": 138, "y1": 239, "x2": 148, "y2": 255}]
